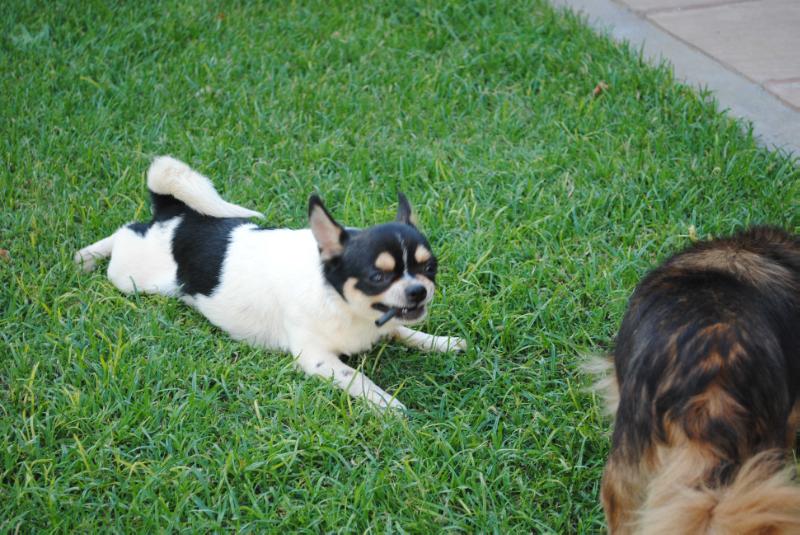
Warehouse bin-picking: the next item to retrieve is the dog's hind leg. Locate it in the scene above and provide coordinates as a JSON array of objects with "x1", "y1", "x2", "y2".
[
  {"x1": 391, "y1": 326, "x2": 466, "y2": 353},
  {"x1": 294, "y1": 346, "x2": 406, "y2": 411},
  {"x1": 106, "y1": 221, "x2": 180, "y2": 296},
  {"x1": 74, "y1": 234, "x2": 116, "y2": 272}
]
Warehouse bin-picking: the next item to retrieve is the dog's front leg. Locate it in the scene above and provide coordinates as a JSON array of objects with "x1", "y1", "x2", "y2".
[
  {"x1": 391, "y1": 326, "x2": 466, "y2": 353},
  {"x1": 294, "y1": 347, "x2": 406, "y2": 411}
]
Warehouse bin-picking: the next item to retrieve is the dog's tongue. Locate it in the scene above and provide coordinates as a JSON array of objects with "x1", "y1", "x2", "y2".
[{"x1": 375, "y1": 307, "x2": 398, "y2": 327}]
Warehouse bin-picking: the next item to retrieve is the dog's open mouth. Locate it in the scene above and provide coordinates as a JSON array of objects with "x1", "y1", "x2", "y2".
[{"x1": 372, "y1": 303, "x2": 426, "y2": 322}]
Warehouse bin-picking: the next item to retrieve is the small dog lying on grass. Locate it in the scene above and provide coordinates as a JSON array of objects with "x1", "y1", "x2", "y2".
[
  {"x1": 75, "y1": 156, "x2": 464, "y2": 410},
  {"x1": 594, "y1": 227, "x2": 800, "y2": 534}
]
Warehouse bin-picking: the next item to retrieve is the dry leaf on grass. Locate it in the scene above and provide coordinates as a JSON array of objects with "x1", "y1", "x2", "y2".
[{"x1": 592, "y1": 81, "x2": 609, "y2": 97}]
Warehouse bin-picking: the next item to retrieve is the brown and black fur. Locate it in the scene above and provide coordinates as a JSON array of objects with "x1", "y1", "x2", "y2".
[{"x1": 599, "y1": 227, "x2": 800, "y2": 534}]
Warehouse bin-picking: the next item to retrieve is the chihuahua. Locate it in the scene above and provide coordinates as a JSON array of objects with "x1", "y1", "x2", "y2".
[{"x1": 75, "y1": 156, "x2": 464, "y2": 410}]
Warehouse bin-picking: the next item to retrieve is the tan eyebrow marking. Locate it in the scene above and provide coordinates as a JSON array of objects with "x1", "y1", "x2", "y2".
[
  {"x1": 375, "y1": 252, "x2": 396, "y2": 271},
  {"x1": 414, "y1": 245, "x2": 431, "y2": 263}
]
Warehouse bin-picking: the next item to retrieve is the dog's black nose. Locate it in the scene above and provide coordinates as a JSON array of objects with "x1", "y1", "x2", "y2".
[{"x1": 405, "y1": 284, "x2": 427, "y2": 303}]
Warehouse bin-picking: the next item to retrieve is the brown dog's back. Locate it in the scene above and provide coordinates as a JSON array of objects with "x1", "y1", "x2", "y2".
[{"x1": 600, "y1": 227, "x2": 800, "y2": 534}]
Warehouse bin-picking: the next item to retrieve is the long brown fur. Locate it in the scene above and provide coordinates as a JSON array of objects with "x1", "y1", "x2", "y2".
[{"x1": 597, "y1": 227, "x2": 800, "y2": 534}]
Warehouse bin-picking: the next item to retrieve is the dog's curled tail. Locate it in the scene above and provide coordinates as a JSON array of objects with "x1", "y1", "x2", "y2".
[
  {"x1": 639, "y1": 448, "x2": 800, "y2": 535},
  {"x1": 147, "y1": 156, "x2": 263, "y2": 219}
]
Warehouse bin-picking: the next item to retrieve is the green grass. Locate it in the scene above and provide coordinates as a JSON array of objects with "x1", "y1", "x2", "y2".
[{"x1": 2, "y1": 0, "x2": 798, "y2": 532}]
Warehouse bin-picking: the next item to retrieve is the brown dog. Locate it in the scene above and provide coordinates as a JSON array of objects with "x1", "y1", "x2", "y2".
[{"x1": 596, "y1": 227, "x2": 800, "y2": 534}]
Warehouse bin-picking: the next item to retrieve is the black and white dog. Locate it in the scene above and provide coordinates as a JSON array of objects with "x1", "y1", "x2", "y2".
[{"x1": 75, "y1": 157, "x2": 465, "y2": 410}]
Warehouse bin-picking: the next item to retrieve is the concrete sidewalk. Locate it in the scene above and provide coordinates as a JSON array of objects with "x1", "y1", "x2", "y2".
[{"x1": 551, "y1": 0, "x2": 800, "y2": 156}]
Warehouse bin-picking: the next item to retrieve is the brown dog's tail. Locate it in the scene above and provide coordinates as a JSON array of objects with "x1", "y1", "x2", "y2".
[
  {"x1": 638, "y1": 448, "x2": 800, "y2": 535},
  {"x1": 581, "y1": 354, "x2": 619, "y2": 417}
]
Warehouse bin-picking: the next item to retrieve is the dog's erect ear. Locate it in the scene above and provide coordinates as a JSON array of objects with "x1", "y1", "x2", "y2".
[
  {"x1": 396, "y1": 192, "x2": 418, "y2": 227},
  {"x1": 309, "y1": 195, "x2": 347, "y2": 260}
]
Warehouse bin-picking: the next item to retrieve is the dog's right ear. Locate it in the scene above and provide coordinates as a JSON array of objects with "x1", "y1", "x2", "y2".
[
  {"x1": 396, "y1": 192, "x2": 418, "y2": 227},
  {"x1": 309, "y1": 195, "x2": 347, "y2": 261}
]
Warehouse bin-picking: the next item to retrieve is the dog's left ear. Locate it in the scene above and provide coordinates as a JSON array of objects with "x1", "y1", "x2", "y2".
[
  {"x1": 309, "y1": 195, "x2": 347, "y2": 260},
  {"x1": 396, "y1": 192, "x2": 418, "y2": 227}
]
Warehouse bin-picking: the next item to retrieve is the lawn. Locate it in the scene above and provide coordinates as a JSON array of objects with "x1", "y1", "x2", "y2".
[{"x1": 1, "y1": 0, "x2": 798, "y2": 532}]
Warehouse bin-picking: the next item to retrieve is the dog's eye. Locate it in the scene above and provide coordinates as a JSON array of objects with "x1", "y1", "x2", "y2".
[
  {"x1": 424, "y1": 261, "x2": 436, "y2": 274},
  {"x1": 369, "y1": 271, "x2": 387, "y2": 283}
]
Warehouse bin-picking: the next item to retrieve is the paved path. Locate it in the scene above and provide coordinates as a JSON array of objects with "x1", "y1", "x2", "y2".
[{"x1": 551, "y1": 0, "x2": 800, "y2": 156}]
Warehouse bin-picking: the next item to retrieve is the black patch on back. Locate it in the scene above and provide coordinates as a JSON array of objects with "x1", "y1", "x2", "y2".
[
  {"x1": 127, "y1": 222, "x2": 150, "y2": 236},
  {"x1": 172, "y1": 212, "x2": 250, "y2": 296},
  {"x1": 146, "y1": 190, "x2": 266, "y2": 296},
  {"x1": 151, "y1": 192, "x2": 189, "y2": 222},
  {"x1": 127, "y1": 192, "x2": 195, "y2": 238}
]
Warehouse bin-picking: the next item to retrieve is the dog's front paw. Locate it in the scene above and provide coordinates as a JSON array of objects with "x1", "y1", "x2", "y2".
[
  {"x1": 368, "y1": 390, "x2": 406, "y2": 412},
  {"x1": 436, "y1": 336, "x2": 466, "y2": 352},
  {"x1": 385, "y1": 396, "x2": 407, "y2": 412},
  {"x1": 451, "y1": 337, "x2": 467, "y2": 352}
]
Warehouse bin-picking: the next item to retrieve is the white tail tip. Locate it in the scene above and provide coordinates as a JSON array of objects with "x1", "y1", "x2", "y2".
[{"x1": 147, "y1": 156, "x2": 263, "y2": 219}]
